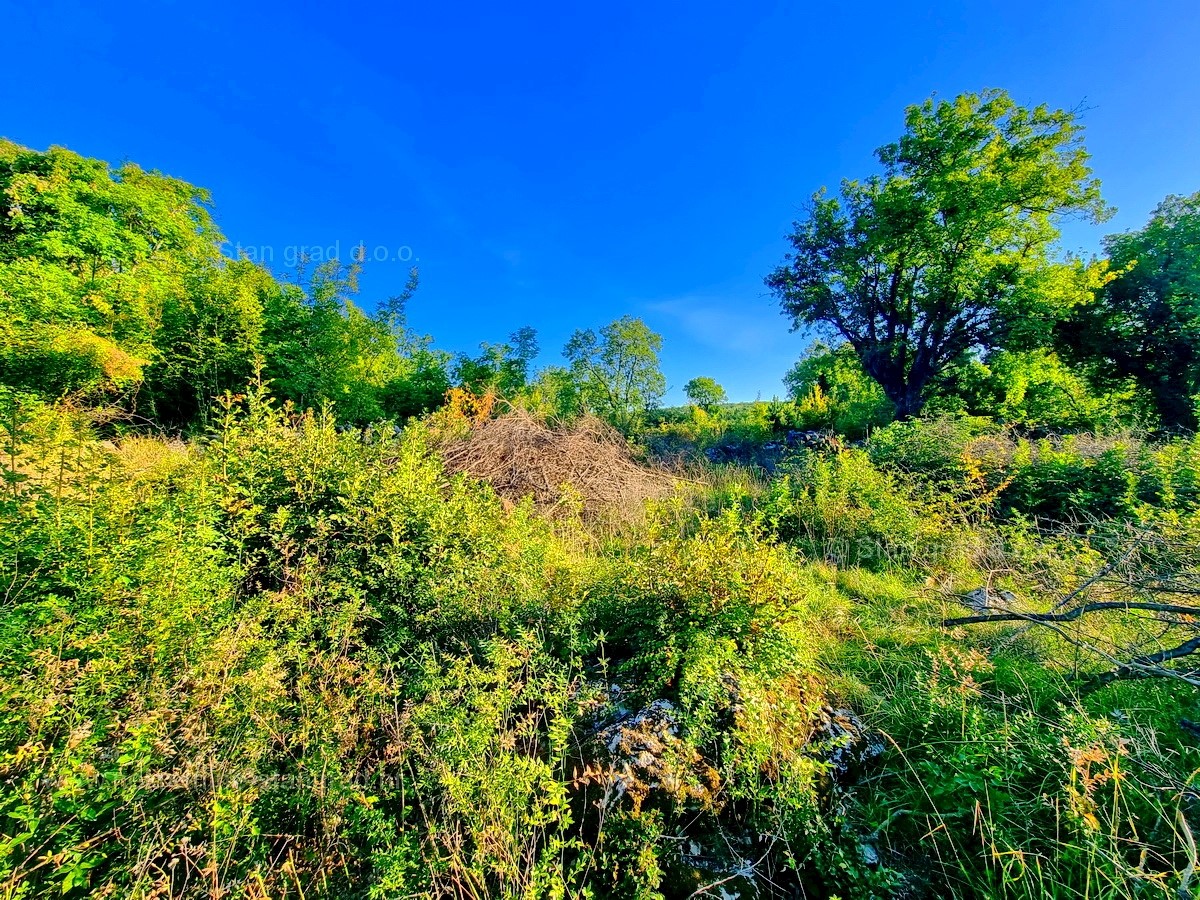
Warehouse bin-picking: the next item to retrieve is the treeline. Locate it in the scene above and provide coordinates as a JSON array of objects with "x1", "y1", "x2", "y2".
[
  {"x1": 0, "y1": 139, "x2": 431, "y2": 426},
  {"x1": 3, "y1": 107, "x2": 1197, "y2": 447},
  {"x1": 0, "y1": 139, "x2": 676, "y2": 434}
]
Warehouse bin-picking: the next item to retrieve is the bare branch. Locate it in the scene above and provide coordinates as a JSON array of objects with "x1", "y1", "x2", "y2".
[
  {"x1": 944, "y1": 600, "x2": 1199, "y2": 628},
  {"x1": 1082, "y1": 636, "x2": 1200, "y2": 692}
]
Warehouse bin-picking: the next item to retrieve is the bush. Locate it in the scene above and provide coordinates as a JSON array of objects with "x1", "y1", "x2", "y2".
[
  {"x1": 783, "y1": 341, "x2": 893, "y2": 438},
  {"x1": 848, "y1": 635, "x2": 1198, "y2": 899},
  {"x1": 869, "y1": 416, "x2": 1200, "y2": 525},
  {"x1": 0, "y1": 389, "x2": 889, "y2": 898},
  {"x1": 756, "y1": 448, "x2": 962, "y2": 569},
  {"x1": 0, "y1": 386, "x2": 596, "y2": 897},
  {"x1": 953, "y1": 348, "x2": 1141, "y2": 431},
  {"x1": 2, "y1": 385, "x2": 1196, "y2": 899},
  {"x1": 868, "y1": 415, "x2": 1001, "y2": 489}
]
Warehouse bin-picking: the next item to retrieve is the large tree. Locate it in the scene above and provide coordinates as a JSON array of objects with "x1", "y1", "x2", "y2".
[
  {"x1": 766, "y1": 90, "x2": 1109, "y2": 418},
  {"x1": 260, "y1": 259, "x2": 449, "y2": 425},
  {"x1": 0, "y1": 140, "x2": 448, "y2": 428},
  {"x1": 563, "y1": 315, "x2": 665, "y2": 432},
  {"x1": 0, "y1": 139, "x2": 228, "y2": 407},
  {"x1": 683, "y1": 376, "x2": 727, "y2": 412},
  {"x1": 1058, "y1": 191, "x2": 1200, "y2": 431}
]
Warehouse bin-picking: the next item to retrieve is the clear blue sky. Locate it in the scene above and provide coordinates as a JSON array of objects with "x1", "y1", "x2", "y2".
[{"x1": 3, "y1": 0, "x2": 1198, "y2": 402}]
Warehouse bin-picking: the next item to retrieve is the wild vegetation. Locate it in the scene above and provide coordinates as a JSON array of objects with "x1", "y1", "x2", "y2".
[{"x1": 2, "y1": 91, "x2": 1199, "y2": 899}]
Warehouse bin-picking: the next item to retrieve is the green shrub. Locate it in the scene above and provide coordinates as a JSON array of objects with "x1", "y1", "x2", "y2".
[
  {"x1": 756, "y1": 449, "x2": 962, "y2": 569},
  {"x1": 2, "y1": 384, "x2": 1196, "y2": 899},
  {"x1": 869, "y1": 416, "x2": 1200, "y2": 525},
  {"x1": 783, "y1": 341, "x2": 893, "y2": 439},
  {"x1": 0, "y1": 386, "x2": 599, "y2": 898},
  {"x1": 1000, "y1": 436, "x2": 1139, "y2": 523},
  {"x1": 867, "y1": 414, "x2": 1001, "y2": 489},
  {"x1": 953, "y1": 348, "x2": 1141, "y2": 431},
  {"x1": 997, "y1": 433, "x2": 1200, "y2": 525},
  {"x1": 849, "y1": 637, "x2": 1198, "y2": 899}
]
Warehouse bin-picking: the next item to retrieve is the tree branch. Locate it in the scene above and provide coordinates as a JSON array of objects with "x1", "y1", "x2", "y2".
[
  {"x1": 944, "y1": 600, "x2": 1199, "y2": 628},
  {"x1": 1081, "y1": 636, "x2": 1200, "y2": 692}
]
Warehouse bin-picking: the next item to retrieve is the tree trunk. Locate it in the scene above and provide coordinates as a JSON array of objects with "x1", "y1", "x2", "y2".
[
  {"x1": 861, "y1": 352, "x2": 928, "y2": 420},
  {"x1": 874, "y1": 372, "x2": 926, "y2": 420},
  {"x1": 892, "y1": 386, "x2": 926, "y2": 420}
]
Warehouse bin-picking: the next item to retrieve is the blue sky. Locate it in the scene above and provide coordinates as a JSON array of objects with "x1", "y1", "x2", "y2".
[{"x1": 3, "y1": 0, "x2": 1198, "y2": 402}]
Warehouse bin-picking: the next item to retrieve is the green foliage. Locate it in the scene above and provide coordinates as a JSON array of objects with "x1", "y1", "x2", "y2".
[
  {"x1": 2, "y1": 385, "x2": 1198, "y2": 897},
  {"x1": 1060, "y1": 190, "x2": 1200, "y2": 430},
  {"x1": 3, "y1": 119, "x2": 1199, "y2": 900},
  {"x1": 947, "y1": 348, "x2": 1139, "y2": 431},
  {"x1": 999, "y1": 437, "x2": 1139, "y2": 522},
  {"x1": 868, "y1": 415, "x2": 1200, "y2": 524},
  {"x1": 783, "y1": 341, "x2": 893, "y2": 437},
  {"x1": 866, "y1": 414, "x2": 1000, "y2": 492},
  {"x1": 522, "y1": 364, "x2": 585, "y2": 422},
  {"x1": 0, "y1": 141, "x2": 449, "y2": 429},
  {"x1": 0, "y1": 139, "x2": 222, "y2": 404},
  {"x1": 683, "y1": 376, "x2": 727, "y2": 412},
  {"x1": 845, "y1": 628, "x2": 1198, "y2": 900},
  {"x1": 586, "y1": 508, "x2": 829, "y2": 703},
  {"x1": 756, "y1": 449, "x2": 961, "y2": 569},
  {"x1": 766, "y1": 89, "x2": 1111, "y2": 418},
  {"x1": 0, "y1": 386, "x2": 594, "y2": 897},
  {"x1": 259, "y1": 260, "x2": 450, "y2": 426},
  {"x1": 0, "y1": 389, "x2": 873, "y2": 898},
  {"x1": 453, "y1": 326, "x2": 539, "y2": 398},
  {"x1": 643, "y1": 401, "x2": 778, "y2": 458},
  {"x1": 997, "y1": 434, "x2": 1200, "y2": 524},
  {"x1": 564, "y1": 316, "x2": 666, "y2": 432}
]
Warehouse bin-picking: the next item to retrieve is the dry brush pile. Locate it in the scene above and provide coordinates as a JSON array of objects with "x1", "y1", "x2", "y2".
[{"x1": 439, "y1": 409, "x2": 674, "y2": 520}]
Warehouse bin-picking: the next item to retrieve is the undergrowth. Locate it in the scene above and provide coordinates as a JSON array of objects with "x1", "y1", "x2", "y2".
[{"x1": 1, "y1": 390, "x2": 1197, "y2": 898}]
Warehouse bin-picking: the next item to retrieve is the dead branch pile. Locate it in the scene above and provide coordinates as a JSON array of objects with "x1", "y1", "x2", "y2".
[{"x1": 441, "y1": 410, "x2": 673, "y2": 518}]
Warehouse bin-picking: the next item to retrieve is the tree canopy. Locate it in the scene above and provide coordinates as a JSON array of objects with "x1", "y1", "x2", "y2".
[
  {"x1": 0, "y1": 140, "x2": 449, "y2": 427},
  {"x1": 683, "y1": 376, "x2": 726, "y2": 411},
  {"x1": 563, "y1": 316, "x2": 665, "y2": 432},
  {"x1": 766, "y1": 90, "x2": 1110, "y2": 418},
  {"x1": 453, "y1": 326, "x2": 539, "y2": 398},
  {"x1": 0, "y1": 139, "x2": 226, "y2": 405},
  {"x1": 1058, "y1": 191, "x2": 1200, "y2": 430}
]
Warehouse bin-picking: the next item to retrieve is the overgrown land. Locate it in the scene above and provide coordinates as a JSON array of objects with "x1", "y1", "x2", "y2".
[{"x1": 2, "y1": 90, "x2": 1199, "y2": 899}]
